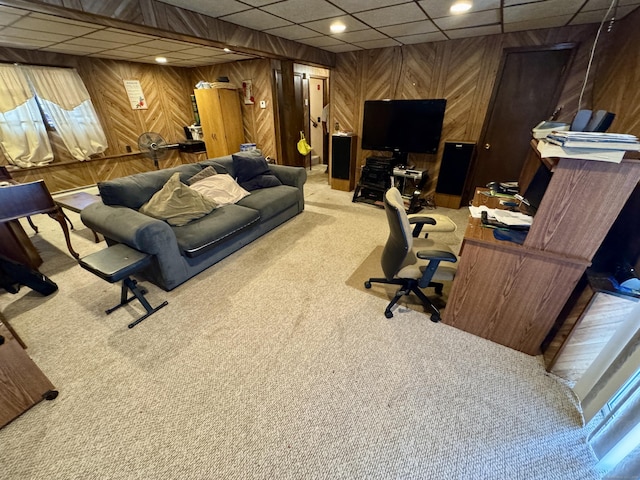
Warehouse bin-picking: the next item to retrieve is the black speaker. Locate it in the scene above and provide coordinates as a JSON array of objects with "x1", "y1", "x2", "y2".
[
  {"x1": 331, "y1": 135, "x2": 354, "y2": 180},
  {"x1": 436, "y1": 141, "x2": 475, "y2": 196}
]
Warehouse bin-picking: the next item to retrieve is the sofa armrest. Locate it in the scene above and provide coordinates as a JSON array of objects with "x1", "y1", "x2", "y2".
[
  {"x1": 81, "y1": 203, "x2": 188, "y2": 285},
  {"x1": 270, "y1": 164, "x2": 307, "y2": 190}
]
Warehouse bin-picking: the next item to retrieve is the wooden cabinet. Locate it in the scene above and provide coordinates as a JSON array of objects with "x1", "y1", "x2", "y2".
[
  {"x1": 0, "y1": 314, "x2": 57, "y2": 429},
  {"x1": 443, "y1": 147, "x2": 640, "y2": 355},
  {"x1": 194, "y1": 88, "x2": 244, "y2": 158}
]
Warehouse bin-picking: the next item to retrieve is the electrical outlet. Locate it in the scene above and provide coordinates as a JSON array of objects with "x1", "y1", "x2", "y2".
[{"x1": 260, "y1": 100, "x2": 266, "y2": 109}]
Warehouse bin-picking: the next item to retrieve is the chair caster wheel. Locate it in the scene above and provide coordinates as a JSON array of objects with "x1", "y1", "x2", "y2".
[
  {"x1": 43, "y1": 390, "x2": 59, "y2": 401},
  {"x1": 385, "y1": 310, "x2": 393, "y2": 318},
  {"x1": 435, "y1": 286, "x2": 443, "y2": 295},
  {"x1": 364, "y1": 281, "x2": 371, "y2": 289},
  {"x1": 430, "y1": 315, "x2": 440, "y2": 323}
]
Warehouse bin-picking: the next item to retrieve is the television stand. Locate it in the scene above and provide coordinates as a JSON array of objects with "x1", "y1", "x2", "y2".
[{"x1": 352, "y1": 156, "x2": 399, "y2": 206}]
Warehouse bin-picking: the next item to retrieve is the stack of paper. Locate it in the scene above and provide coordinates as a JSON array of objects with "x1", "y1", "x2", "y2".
[{"x1": 546, "y1": 131, "x2": 640, "y2": 150}]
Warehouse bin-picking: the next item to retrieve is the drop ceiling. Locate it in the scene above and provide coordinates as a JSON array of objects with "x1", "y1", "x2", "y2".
[{"x1": 0, "y1": 0, "x2": 638, "y2": 66}]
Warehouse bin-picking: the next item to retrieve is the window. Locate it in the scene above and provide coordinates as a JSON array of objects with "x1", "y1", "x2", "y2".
[{"x1": 0, "y1": 63, "x2": 107, "y2": 168}]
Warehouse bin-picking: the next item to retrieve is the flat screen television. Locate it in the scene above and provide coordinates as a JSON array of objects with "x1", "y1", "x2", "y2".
[{"x1": 361, "y1": 99, "x2": 447, "y2": 162}]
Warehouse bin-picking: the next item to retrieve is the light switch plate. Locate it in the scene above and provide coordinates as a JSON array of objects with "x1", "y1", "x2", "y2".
[{"x1": 260, "y1": 100, "x2": 266, "y2": 108}]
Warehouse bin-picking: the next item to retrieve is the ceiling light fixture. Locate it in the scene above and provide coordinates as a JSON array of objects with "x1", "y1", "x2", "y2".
[
  {"x1": 450, "y1": 1, "x2": 472, "y2": 14},
  {"x1": 330, "y1": 22, "x2": 346, "y2": 34},
  {"x1": 224, "y1": 48, "x2": 232, "y2": 53},
  {"x1": 155, "y1": 56, "x2": 167, "y2": 64}
]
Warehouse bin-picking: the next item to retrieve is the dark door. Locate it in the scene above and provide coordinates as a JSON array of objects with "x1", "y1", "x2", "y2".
[
  {"x1": 463, "y1": 45, "x2": 574, "y2": 203},
  {"x1": 274, "y1": 64, "x2": 306, "y2": 167}
]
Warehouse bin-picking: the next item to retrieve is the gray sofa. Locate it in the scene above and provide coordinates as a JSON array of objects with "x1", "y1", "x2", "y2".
[{"x1": 81, "y1": 153, "x2": 307, "y2": 291}]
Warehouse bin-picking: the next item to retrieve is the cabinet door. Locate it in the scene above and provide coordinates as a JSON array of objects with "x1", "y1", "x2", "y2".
[
  {"x1": 0, "y1": 322, "x2": 55, "y2": 428},
  {"x1": 217, "y1": 89, "x2": 244, "y2": 154}
]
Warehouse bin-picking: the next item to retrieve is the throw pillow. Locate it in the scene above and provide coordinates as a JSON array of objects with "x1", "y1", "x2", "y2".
[
  {"x1": 139, "y1": 172, "x2": 217, "y2": 226},
  {"x1": 189, "y1": 174, "x2": 250, "y2": 206},
  {"x1": 232, "y1": 153, "x2": 271, "y2": 183},
  {"x1": 187, "y1": 166, "x2": 217, "y2": 185},
  {"x1": 239, "y1": 174, "x2": 282, "y2": 192}
]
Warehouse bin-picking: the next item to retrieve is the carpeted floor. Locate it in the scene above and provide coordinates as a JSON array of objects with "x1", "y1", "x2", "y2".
[{"x1": 0, "y1": 168, "x2": 599, "y2": 479}]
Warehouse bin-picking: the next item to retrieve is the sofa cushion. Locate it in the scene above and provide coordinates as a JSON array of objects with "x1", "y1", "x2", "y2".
[
  {"x1": 239, "y1": 174, "x2": 282, "y2": 191},
  {"x1": 189, "y1": 174, "x2": 250, "y2": 206},
  {"x1": 99, "y1": 164, "x2": 202, "y2": 209},
  {"x1": 172, "y1": 203, "x2": 260, "y2": 258},
  {"x1": 236, "y1": 185, "x2": 300, "y2": 221},
  {"x1": 139, "y1": 172, "x2": 216, "y2": 227}
]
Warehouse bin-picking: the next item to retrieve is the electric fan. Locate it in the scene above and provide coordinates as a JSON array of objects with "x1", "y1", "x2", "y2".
[{"x1": 137, "y1": 132, "x2": 179, "y2": 168}]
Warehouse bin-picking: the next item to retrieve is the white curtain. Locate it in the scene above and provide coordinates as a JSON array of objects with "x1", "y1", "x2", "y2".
[
  {"x1": 24, "y1": 66, "x2": 107, "y2": 161},
  {"x1": 573, "y1": 301, "x2": 640, "y2": 478},
  {"x1": 0, "y1": 64, "x2": 53, "y2": 167}
]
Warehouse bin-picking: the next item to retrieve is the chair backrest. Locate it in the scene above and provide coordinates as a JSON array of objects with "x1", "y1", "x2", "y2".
[{"x1": 380, "y1": 187, "x2": 416, "y2": 280}]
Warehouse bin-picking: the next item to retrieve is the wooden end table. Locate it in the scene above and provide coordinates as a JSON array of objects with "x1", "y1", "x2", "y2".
[{"x1": 54, "y1": 192, "x2": 102, "y2": 243}]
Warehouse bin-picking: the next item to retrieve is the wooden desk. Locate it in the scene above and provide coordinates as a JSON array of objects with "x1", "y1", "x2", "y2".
[
  {"x1": 0, "y1": 180, "x2": 79, "y2": 265},
  {"x1": 443, "y1": 150, "x2": 640, "y2": 355}
]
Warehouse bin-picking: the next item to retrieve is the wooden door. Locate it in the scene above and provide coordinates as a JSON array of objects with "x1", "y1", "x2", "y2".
[
  {"x1": 463, "y1": 45, "x2": 574, "y2": 203},
  {"x1": 274, "y1": 62, "x2": 306, "y2": 167}
]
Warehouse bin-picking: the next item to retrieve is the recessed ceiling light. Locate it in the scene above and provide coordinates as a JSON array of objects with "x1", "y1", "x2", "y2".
[
  {"x1": 330, "y1": 22, "x2": 346, "y2": 34},
  {"x1": 450, "y1": 1, "x2": 472, "y2": 14},
  {"x1": 155, "y1": 56, "x2": 167, "y2": 64},
  {"x1": 224, "y1": 48, "x2": 232, "y2": 53}
]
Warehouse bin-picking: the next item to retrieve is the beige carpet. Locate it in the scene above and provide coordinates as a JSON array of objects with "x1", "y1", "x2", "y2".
[{"x1": 0, "y1": 170, "x2": 599, "y2": 480}]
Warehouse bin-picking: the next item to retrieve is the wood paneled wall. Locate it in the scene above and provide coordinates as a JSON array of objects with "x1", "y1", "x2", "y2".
[
  {"x1": 331, "y1": 24, "x2": 600, "y2": 196},
  {"x1": 592, "y1": 7, "x2": 640, "y2": 137}
]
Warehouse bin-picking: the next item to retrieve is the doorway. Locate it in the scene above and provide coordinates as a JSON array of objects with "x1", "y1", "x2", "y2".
[
  {"x1": 462, "y1": 44, "x2": 575, "y2": 204},
  {"x1": 308, "y1": 77, "x2": 326, "y2": 165}
]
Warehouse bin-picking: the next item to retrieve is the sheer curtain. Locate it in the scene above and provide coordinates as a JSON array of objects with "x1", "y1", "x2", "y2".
[
  {"x1": 573, "y1": 301, "x2": 640, "y2": 478},
  {"x1": 24, "y1": 66, "x2": 108, "y2": 161},
  {"x1": 0, "y1": 64, "x2": 53, "y2": 167}
]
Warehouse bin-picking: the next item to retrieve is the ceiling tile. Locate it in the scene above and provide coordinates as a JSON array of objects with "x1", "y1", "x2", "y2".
[
  {"x1": 395, "y1": 31, "x2": 448, "y2": 44},
  {"x1": 433, "y1": 9, "x2": 500, "y2": 30},
  {"x1": 263, "y1": 24, "x2": 319, "y2": 40},
  {"x1": 297, "y1": 36, "x2": 346, "y2": 47},
  {"x1": 504, "y1": 15, "x2": 573, "y2": 32},
  {"x1": 63, "y1": 38, "x2": 127, "y2": 50},
  {"x1": 0, "y1": 12, "x2": 21, "y2": 26},
  {"x1": 353, "y1": 38, "x2": 401, "y2": 49},
  {"x1": 301, "y1": 15, "x2": 369, "y2": 35},
  {"x1": 0, "y1": 37, "x2": 53, "y2": 49},
  {"x1": 378, "y1": 20, "x2": 438, "y2": 37},
  {"x1": 321, "y1": 43, "x2": 362, "y2": 52},
  {"x1": 83, "y1": 29, "x2": 157, "y2": 44},
  {"x1": 89, "y1": 50, "x2": 143, "y2": 60},
  {"x1": 329, "y1": 0, "x2": 408, "y2": 14},
  {"x1": 30, "y1": 12, "x2": 103, "y2": 28},
  {"x1": 354, "y1": 3, "x2": 427, "y2": 28},
  {"x1": 419, "y1": 0, "x2": 500, "y2": 18},
  {"x1": 262, "y1": 0, "x2": 345, "y2": 23},
  {"x1": 183, "y1": 46, "x2": 228, "y2": 57},
  {"x1": 0, "y1": 27, "x2": 72, "y2": 43},
  {"x1": 332, "y1": 29, "x2": 386, "y2": 43},
  {"x1": 48, "y1": 44, "x2": 106, "y2": 54},
  {"x1": 11, "y1": 16, "x2": 96, "y2": 36},
  {"x1": 161, "y1": 0, "x2": 250, "y2": 17},
  {"x1": 241, "y1": 0, "x2": 282, "y2": 6},
  {"x1": 504, "y1": 0, "x2": 585, "y2": 23},
  {"x1": 571, "y1": 5, "x2": 638, "y2": 24},
  {"x1": 220, "y1": 9, "x2": 292, "y2": 30},
  {"x1": 115, "y1": 45, "x2": 166, "y2": 55},
  {"x1": 583, "y1": 0, "x2": 640, "y2": 9},
  {"x1": 137, "y1": 39, "x2": 193, "y2": 52},
  {"x1": 445, "y1": 24, "x2": 502, "y2": 39},
  {"x1": 0, "y1": 5, "x2": 26, "y2": 15}
]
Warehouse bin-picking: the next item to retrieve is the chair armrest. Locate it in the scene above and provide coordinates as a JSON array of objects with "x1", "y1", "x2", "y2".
[
  {"x1": 408, "y1": 214, "x2": 436, "y2": 237},
  {"x1": 416, "y1": 249, "x2": 458, "y2": 263}
]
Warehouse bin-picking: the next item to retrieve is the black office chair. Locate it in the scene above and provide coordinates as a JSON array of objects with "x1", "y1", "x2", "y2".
[{"x1": 365, "y1": 187, "x2": 457, "y2": 321}]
